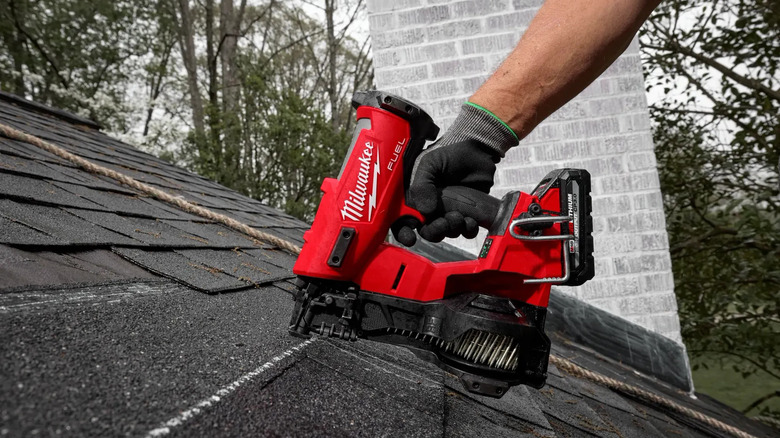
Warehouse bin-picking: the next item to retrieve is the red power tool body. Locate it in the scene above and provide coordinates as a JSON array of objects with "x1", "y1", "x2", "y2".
[{"x1": 290, "y1": 91, "x2": 594, "y2": 397}]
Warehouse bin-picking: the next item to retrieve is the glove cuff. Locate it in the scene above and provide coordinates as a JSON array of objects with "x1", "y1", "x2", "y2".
[{"x1": 436, "y1": 102, "x2": 519, "y2": 157}]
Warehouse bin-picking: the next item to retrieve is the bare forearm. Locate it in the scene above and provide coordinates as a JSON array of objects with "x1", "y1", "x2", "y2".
[{"x1": 470, "y1": 0, "x2": 660, "y2": 139}]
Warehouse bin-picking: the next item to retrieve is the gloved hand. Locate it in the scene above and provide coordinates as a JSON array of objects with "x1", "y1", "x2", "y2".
[{"x1": 393, "y1": 102, "x2": 519, "y2": 246}]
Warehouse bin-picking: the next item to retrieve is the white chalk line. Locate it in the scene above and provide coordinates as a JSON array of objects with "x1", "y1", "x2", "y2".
[
  {"x1": 328, "y1": 341, "x2": 440, "y2": 388},
  {"x1": 144, "y1": 338, "x2": 315, "y2": 437}
]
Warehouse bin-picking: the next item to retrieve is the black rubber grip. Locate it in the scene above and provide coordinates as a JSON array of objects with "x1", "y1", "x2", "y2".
[{"x1": 440, "y1": 186, "x2": 501, "y2": 229}]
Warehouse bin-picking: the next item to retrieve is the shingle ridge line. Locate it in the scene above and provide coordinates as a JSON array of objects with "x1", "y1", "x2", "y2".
[{"x1": 0, "y1": 121, "x2": 757, "y2": 438}]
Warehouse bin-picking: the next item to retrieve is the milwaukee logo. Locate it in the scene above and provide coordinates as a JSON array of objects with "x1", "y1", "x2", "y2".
[{"x1": 340, "y1": 141, "x2": 380, "y2": 222}]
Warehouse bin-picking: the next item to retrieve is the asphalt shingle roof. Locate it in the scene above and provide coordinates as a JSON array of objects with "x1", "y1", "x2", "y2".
[{"x1": 0, "y1": 91, "x2": 775, "y2": 438}]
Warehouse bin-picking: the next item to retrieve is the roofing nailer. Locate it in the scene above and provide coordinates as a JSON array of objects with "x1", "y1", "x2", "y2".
[{"x1": 289, "y1": 90, "x2": 594, "y2": 398}]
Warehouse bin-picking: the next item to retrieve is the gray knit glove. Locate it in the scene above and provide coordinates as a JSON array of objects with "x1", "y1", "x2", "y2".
[{"x1": 392, "y1": 102, "x2": 519, "y2": 246}]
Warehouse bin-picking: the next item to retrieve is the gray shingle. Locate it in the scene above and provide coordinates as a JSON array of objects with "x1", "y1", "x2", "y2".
[
  {"x1": 0, "y1": 152, "x2": 85, "y2": 184},
  {"x1": 0, "y1": 172, "x2": 103, "y2": 209},
  {"x1": 66, "y1": 209, "x2": 208, "y2": 247},
  {"x1": 0, "y1": 245, "x2": 157, "y2": 291},
  {"x1": 113, "y1": 247, "x2": 249, "y2": 292},
  {"x1": 0, "y1": 215, "x2": 62, "y2": 246},
  {"x1": 51, "y1": 181, "x2": 181, "y2": 219},
  {"x1": 161, "y1": 221, "x2": 269, "y2": 248},
  {"x1": 0, "y1": 200, "x2": 137, "y2": 246},
  {"x1": 174, "y1": 248, "x2": 292, "y2": 286}
]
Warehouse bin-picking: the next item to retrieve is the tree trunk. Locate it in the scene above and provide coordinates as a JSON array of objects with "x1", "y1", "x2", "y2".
[
  {"x1": 220, "y1": 0, "x2": 241, "y2": 186},
  {"x1": 220, "y1": 0, "x2": 239, "y2": 114},
  {"x1": 325, "y1": 0, "x2": 339, "y2": 131},
  {"x1": 175, "y1": 0, "x2": 205, "y2": 138},
  {"x1": 206, "y1": 0, "x2": 218, "y2": 111}
]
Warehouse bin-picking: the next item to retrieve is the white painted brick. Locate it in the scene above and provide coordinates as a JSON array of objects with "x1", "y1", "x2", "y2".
[
  {"x1": 588, "y1": 95, "x2": 648, "y2": 117},
  {"x1": 391, "y1": 80, "x2": 462, "y2": 102},
  {"x1": 374, "y1": 65, "x2": 429, "y2": 86},
  {"x1": 373, "y1": 28, "x2": 427, "y2": 49},
  {"x1": 531, "y1": 140, "x2": 591, "y2": 161},
  {"x1": 485, "y1": 10, "x2": 536, "y2": 30},
  {"x1": 431, "y1": 56, "x2": 486, "y2": 78},
  {"x1": 373, "y1": 50, "x2": 401, "y2": 69},
  {"x1": 375, "y1": 42, "x2": 458, "y2": 68},
  {"x1": 598, "y1": 171, "x2": 660, "y2": 193},
  {"x1": 626, "y1": 151, "x2": 657, "y2": 171},
  {"x1": 460, "y1": 75, "x2": 491, "y2": 93},
  {"x1": 512, "y1": 0, "x2": 544, "y2": 9},
  {"x1": 616, "y1": 75, "x2": 646, "y2": 94},
  {"x1": 559, "y1": 117, "x2": 621, "y2": 139},
  {"x1": 613, "y1": 253, "x2": 671, "y2": 275},
  {"x1": 546, "y1": 100, "x2": 589, "y2": 121},
  {"x1": 603, "y1": 55, "x2": 643, "y2": 77},
  {"x1": 397, "y1": 5, "x2": 451, "y2": 26},
  {"x1": 369, "y1": 12, "x2": 396, "y2": 29},
  {"x1": 522, "y1": 123, "x2": 562, "y2": 144},
  {"x1": 592, "y1": 194, "x2": 632, "y2": 215},
  {"x1": 561, "y1": 156, "x2": 625, "y2": 176},
  {"x1": 427, "y1": 96, "x2": 466, "y2": 119},
  {"x1": 602, "y1": 292, "x2": 678, "y2": 316},
  {"x1": 427, "y1": 18, "x2": 483, "y2": 42},
  {"x1": 451, "y1": 0, "x2": 511, "y2": 18},
  {"x1": 640, "y1": 232, "x2": 670, "y2": 251},
  {"x1": 634, "y1": 210, "x2": 667, "y2": 231},
  {"x1": 632, "y1": 191, "x2": 663, "y2": 210},
  {"x1": 618, "y1": 112, "x2": 652, "y2": 133},
  {"x1": 579, "y1": 276, "x2": 640, "y2": 300},
  {"x1": 593, "y1": 256, "x2": 613, "y2": 277},
  {"x1": 461, "y1": 33, "x2": 518, "y2": 55},
  {"x1": 503, "y1": 144, "x2": 533, "y2": 163},
  {"x1": 579, "y1": 75, "x2": 647, "y2": 99},
  {"x1": 367, "y1": 0, "x2": 423, "y2": 14},
  {"x1": 595, "y1": 232, "x2": 668, "y2": 254}
]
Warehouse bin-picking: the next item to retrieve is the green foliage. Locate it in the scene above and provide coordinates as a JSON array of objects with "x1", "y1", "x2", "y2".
[
  {"x1": 247, "y1": 89, "x2": 350, "y2": 219},
  {"x1": 177, "y1": 0, "x2": 371, "y2": 220},
  {"x1": 641, "y1": 0, "x2": 779, "y2": 419},
  {"x1": 0, "y1": 0, "x2": 159, "y2": 131}
]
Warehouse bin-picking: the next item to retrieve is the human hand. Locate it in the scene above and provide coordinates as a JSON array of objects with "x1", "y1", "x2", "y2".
[{"x1": 392, "y1": 103, "x2": 518, "y2": 246}]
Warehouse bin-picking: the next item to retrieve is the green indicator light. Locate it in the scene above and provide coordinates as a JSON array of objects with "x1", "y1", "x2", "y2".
[{"x1": 479, "y1": 238, "x2": 493, "y2": 258}]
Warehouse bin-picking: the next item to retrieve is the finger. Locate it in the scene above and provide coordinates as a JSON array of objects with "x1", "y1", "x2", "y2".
[
  {"x1": 444, "y1": 211, "x2": 466, "y2": 238},
  {"x1": 395, "y1": 226, "x2": 417, "y2": 246},
  {"x1": 391, "y1": 217, "x2": 419, "y2": 247},
  {"x1": 463, "y1": 217, "x2": 479, "y2": 239},
  {"x1": 418, "y1": 217, "x2": 450, "y2": 243}
]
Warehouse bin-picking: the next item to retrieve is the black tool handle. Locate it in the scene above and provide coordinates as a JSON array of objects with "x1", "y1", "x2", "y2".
[{"x1": 440, "y1": 186, "x2": 502, "y2": 229}]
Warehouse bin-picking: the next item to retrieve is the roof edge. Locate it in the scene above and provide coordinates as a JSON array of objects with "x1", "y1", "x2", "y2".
[
  {"x1": 0, "y1": 91, "x2": 101, "y2": 130},
  {"x1": 547, "y1": 290, "x2": 694, "y2": 392}
]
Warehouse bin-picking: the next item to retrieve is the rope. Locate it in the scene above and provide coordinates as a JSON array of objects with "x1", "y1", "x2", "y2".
[
  {"x1": 0, "y1": 121, "x2": 760, "y2": 438},
  {"x1": 0, "y1": 123, "x2": 301, "y2": 255},
  {"x1": 550, "y1": 356, "x2": 758, "y2": 438}
]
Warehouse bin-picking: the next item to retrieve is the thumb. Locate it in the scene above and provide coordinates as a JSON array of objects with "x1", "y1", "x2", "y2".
[
  {"x1": 408, "y1": 180, "x2": 439, "y2": 217},
  {"x1": 408, "y1": 149, "x2": 441, "y2": 217}
]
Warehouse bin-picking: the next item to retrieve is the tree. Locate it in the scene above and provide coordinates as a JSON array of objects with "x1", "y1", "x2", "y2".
[
  {"x1": 0, "y1": 0, "x2": 158, "y2": 132},
  {"x1": 641, "y1": 0, "x2": 779, "y2": 419},
  {"x1": 172, "y1": 0, "x2": 373, "y2": 219}
]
